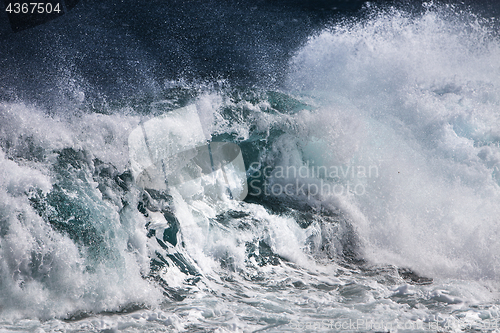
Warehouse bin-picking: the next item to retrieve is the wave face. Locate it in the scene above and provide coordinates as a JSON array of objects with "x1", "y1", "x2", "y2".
[
  {"x1": 287, "y1": 5, "x2": 500, "y2": 280},
  {"x1": 1, "y1": 1, "x2": 500, "y2": 332}
]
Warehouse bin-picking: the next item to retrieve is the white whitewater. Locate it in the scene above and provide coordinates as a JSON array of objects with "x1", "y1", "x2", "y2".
[{"x1": 0, "y1": 4, "x2": 500, "y2": 332}]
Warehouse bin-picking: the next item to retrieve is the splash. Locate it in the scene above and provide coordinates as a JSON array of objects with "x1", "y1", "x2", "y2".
[{"x1": 286, "y1": 4, "x2": 500, "y2": 279}]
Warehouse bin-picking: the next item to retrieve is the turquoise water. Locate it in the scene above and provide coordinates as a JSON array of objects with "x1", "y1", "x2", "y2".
[{"x1": 1, "y1": 2, "x2": 500, "y2": 332}]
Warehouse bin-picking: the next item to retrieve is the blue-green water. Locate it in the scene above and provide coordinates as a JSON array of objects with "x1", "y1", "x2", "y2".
[{"x1": 1, "y1": 1, "x2": 500, "y2": 332}]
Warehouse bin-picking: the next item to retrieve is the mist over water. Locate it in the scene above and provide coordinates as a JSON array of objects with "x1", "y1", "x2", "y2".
[
  {"x1": 286, "y1": 5, "x2": 500, "y2": 280},
  {"x1": 1, "y1": 1, "x2": 500, "y2": 331}
]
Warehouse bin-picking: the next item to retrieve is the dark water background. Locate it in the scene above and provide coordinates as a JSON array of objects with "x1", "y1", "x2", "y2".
[
  {"x1": 2, "y1": 1, "x2": 500, "y2": 331},
  {"x1": 1, "y1": 0, "x2": 497, "y2": 111}
]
